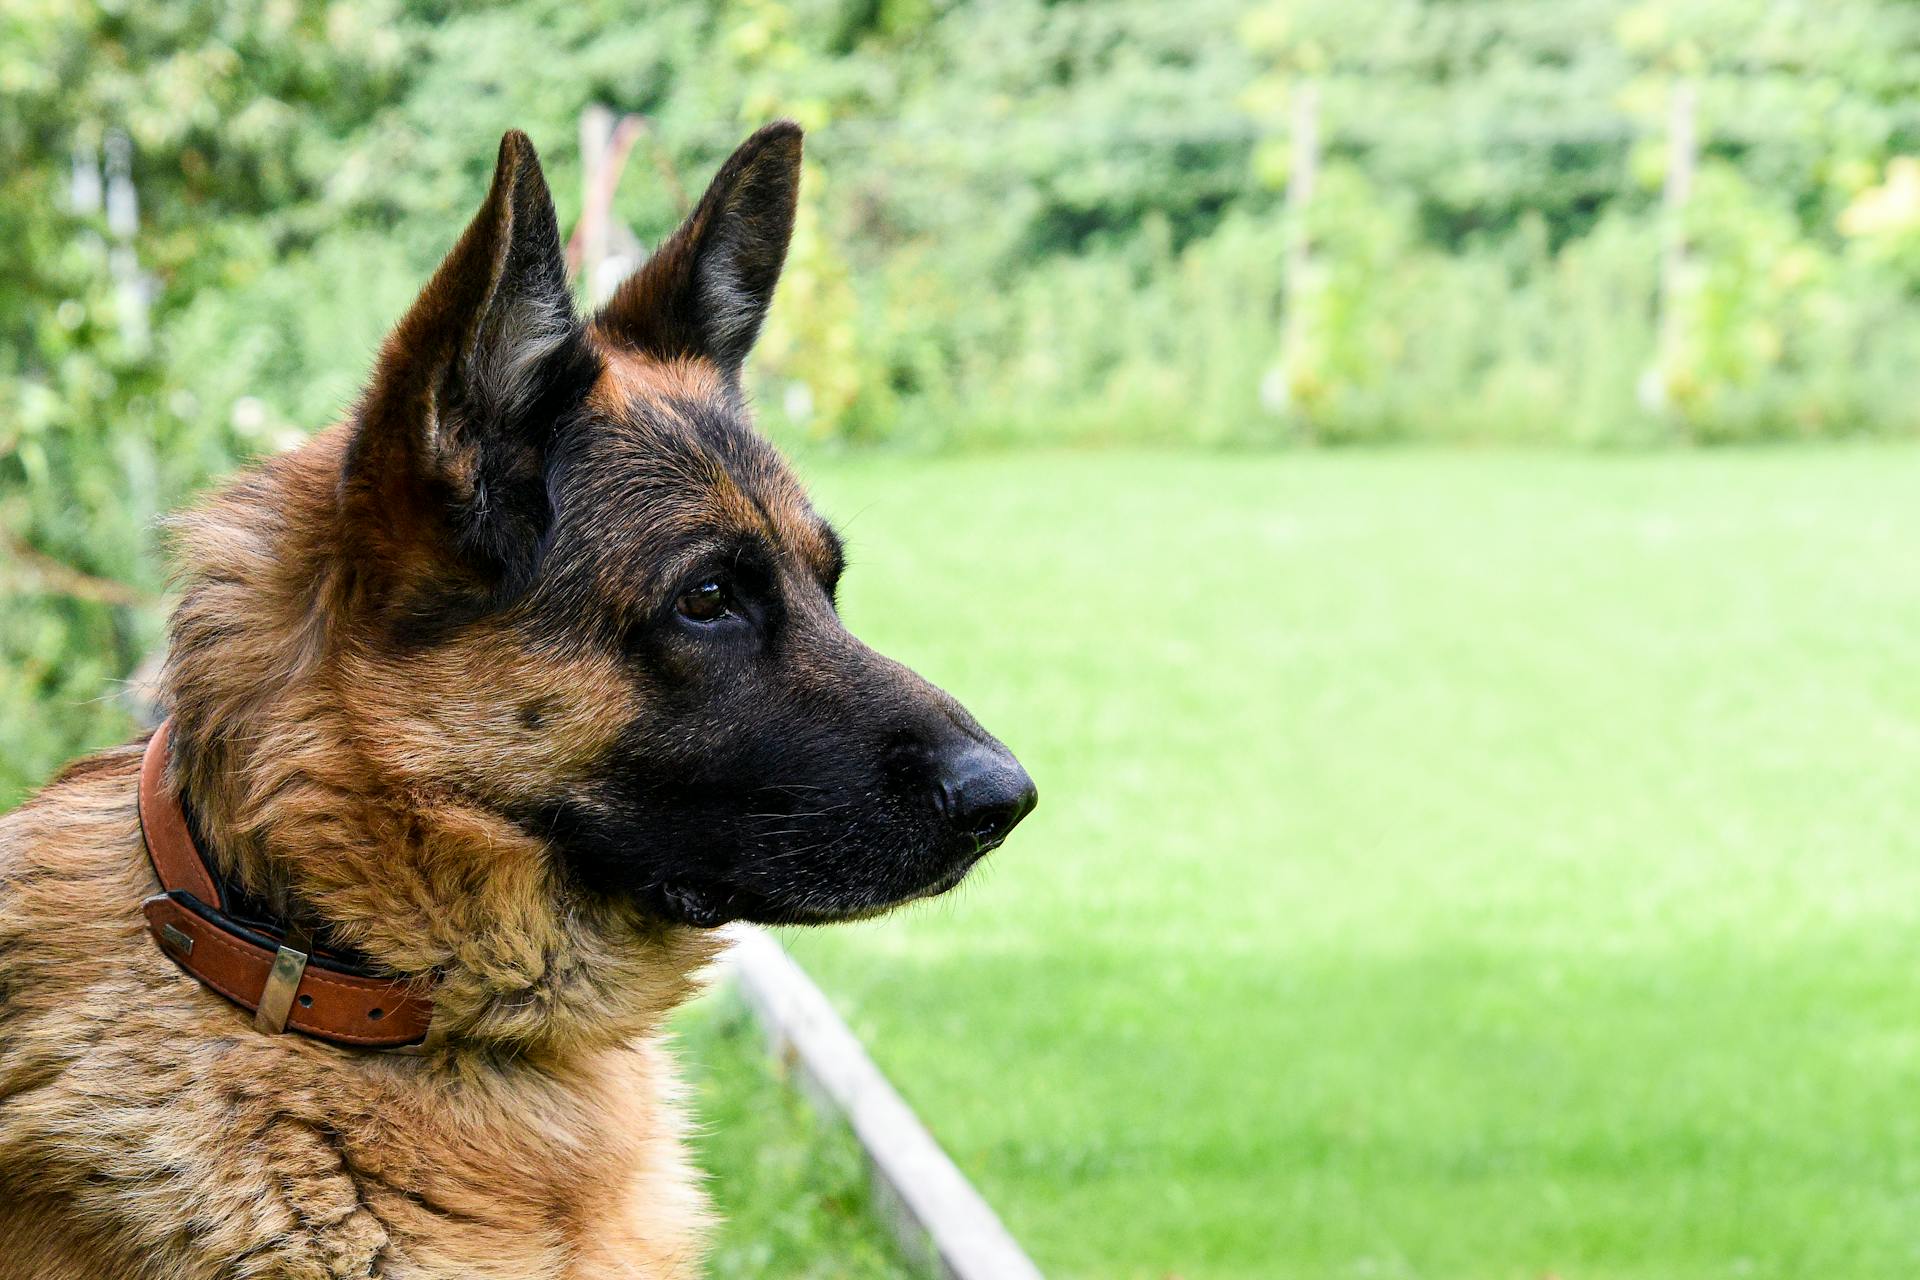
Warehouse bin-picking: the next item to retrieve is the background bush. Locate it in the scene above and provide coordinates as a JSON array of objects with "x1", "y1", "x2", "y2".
[{"x1": 6, "y1": 0, "x2": 1920, "y2": 798}]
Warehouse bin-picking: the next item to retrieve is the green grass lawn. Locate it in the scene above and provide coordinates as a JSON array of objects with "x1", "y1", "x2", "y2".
[{"x1": 768, "y1": 447, "x2": 1920, "y2": 1280}]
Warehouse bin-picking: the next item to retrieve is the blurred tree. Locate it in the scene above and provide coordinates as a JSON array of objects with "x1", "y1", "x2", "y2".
[
  {"x1": 6, "y1": 0, "x2": 1920, "y2": 798},
  {"x1": 0, "y1": 0, "x2": 411, "y2": 801}
]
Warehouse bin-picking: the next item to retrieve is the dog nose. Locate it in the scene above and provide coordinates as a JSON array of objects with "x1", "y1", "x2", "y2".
[{"x1": 935, "y1": 742, "x2": 1038, "y2": 851}]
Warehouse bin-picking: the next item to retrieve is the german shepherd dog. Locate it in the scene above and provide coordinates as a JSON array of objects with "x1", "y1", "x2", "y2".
[{"x1": 0, "y1": 123, "x2": 1034, "y2": 1278}]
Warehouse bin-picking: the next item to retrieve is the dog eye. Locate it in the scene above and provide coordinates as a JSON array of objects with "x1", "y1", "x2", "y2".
[{"x1": 675, "y1": 578, "x2": 733, "y2": 623}]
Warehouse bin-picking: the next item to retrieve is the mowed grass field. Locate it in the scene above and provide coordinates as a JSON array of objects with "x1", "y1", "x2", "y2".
[{"x1": 767, "y1": 448, "x2": 1920, "y2": 1280}]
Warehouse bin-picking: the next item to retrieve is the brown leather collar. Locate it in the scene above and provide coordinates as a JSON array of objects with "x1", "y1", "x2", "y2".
[{"x1": 138, "y1": 720, "x2": 438, "y2": 1049}]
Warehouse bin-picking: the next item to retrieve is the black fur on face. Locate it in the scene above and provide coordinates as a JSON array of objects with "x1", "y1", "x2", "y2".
[
  {"x1": 516, "y1": 395, "x2": 1016, "y2": 926},
  {"x1": 350, "y1": 123, "x2": 1034, "y2": 928}
]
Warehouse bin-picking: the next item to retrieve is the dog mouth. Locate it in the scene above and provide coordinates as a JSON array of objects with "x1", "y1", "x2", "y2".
[
  {"x1": 647, "y1": 841, "x2": 993, "y2": 930},
  {"x1": 649, "y1": 882, "x2": 736, "y2": 929}
]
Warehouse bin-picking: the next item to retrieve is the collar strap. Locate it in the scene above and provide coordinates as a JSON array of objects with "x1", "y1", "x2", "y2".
[{"x1": 138, "y1": 720, "x2": 438, "y2": 1049}]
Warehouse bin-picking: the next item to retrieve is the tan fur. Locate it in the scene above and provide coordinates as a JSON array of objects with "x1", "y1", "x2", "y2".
[
  {"x1": 587, "y1": 337, "x2": 842, "y2": 584},
  {"x1": 590, "y1": 348, "x2": 726, "y2": 410},
  {"x1": 0, "y1": 422, "x2": 722, "y2": 1279}
]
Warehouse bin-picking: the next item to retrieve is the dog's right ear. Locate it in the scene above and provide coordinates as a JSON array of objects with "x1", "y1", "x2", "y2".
[
  {"x1": 595, "y1": 121, "x2": 802, "y2": 378},
  {"x1": 344, "y1": 130, "x2": 597, "y2": 586}
]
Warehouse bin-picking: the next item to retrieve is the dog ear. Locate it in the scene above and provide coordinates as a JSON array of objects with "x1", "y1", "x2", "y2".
[
  {"x1": 596, "y1": 121, "x2": 802, "y2": 375},
  {"x1": 346, "y1": 130, "x2": 596, "y2": 581}
]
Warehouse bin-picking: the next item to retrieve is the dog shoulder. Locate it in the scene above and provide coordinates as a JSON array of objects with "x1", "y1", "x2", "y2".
[
  {"x1": 0, "y1": 739, "x2": 149, "y2": 953},
  {"x1": 1, "y1": 740, "x2": 150, "y2": 943}
]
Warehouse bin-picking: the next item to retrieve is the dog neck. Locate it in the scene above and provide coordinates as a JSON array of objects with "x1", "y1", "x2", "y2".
[{"x1": 158, "y1": 427, "x2": 721, "y2": 1056}]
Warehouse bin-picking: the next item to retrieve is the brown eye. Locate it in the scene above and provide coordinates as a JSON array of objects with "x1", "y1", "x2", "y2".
[{"x1": 675, "y1": 578, "x2": 732, "y2": 623}]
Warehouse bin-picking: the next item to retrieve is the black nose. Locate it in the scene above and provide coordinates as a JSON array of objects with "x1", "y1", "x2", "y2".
[{"x1": 935, "y1": 742, "x2": 1038, "y2": 851}]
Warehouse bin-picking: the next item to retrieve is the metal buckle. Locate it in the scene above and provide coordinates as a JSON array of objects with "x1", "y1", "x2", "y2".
[
  {"x1": 143, "y1": 892, "x2": 199, "y2": 961},
  {"x1": 254, "y1": 924, "x2": 311, "y2": 1035}
]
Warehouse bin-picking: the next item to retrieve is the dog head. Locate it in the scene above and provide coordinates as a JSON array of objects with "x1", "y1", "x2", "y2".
[{"x1": 333, "y1": 125, "x2": 1034, "y2": 928}]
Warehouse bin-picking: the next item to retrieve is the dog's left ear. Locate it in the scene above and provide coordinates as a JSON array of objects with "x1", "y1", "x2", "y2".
[
  {"x1": 596, "y1": 121, "x2": 802, "y2": 376},
  {"x1": 346, "y1": 130, "x2": 595, "y2": 581}
]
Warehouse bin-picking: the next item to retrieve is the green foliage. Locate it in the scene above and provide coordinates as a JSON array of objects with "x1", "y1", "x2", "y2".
[
  {"x1": 7, "y1": 0, "x2": 1920, "y2": 791},
  {"x1": 1239, "y1": 0, "x2": 1920, "y2": 444},
  {"x1": 0, "y1": 0, "x2": 414, "y2": 801}
]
